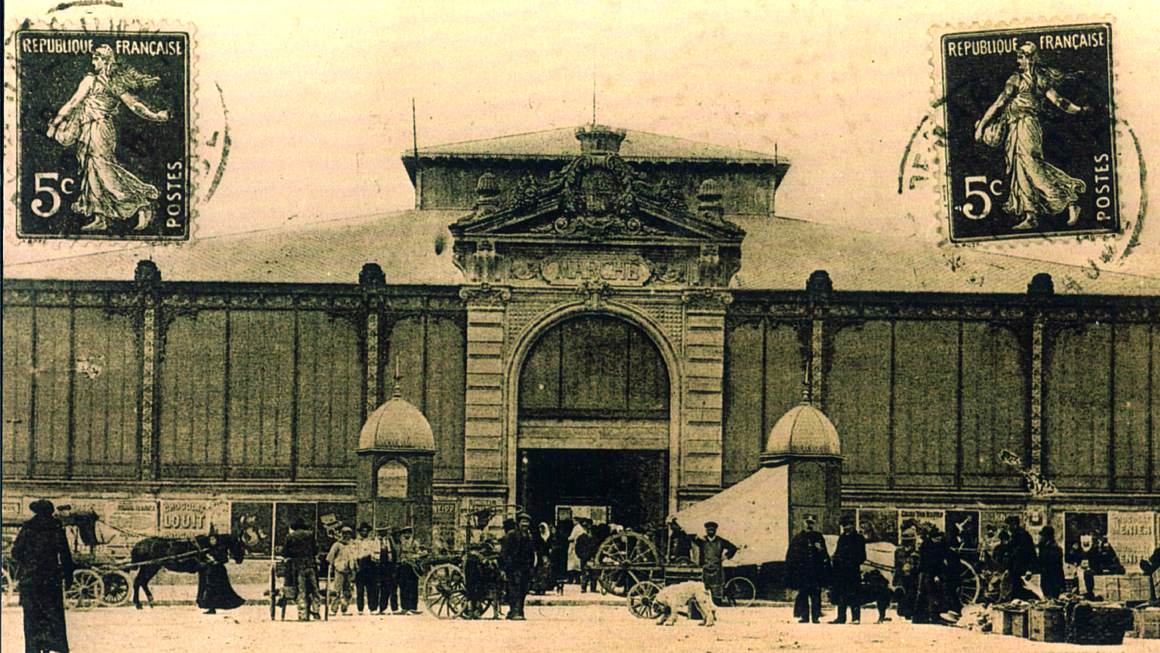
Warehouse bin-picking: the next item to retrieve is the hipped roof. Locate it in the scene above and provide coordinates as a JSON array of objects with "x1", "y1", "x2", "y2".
[{"x1": 6, "y1": 209, "x2": 1158, "y2": 296}]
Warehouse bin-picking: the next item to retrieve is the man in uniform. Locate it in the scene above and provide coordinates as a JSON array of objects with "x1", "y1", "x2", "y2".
[
  {"x1": 695, "y1": 521, "x2": 738, "y2": 606},
  {"x1": 830, "y1": 514, "x2": 866, "y2": 624},
  {"x1": 785, "y1": 514, "x2": 831, "y2": 623},
  {"x1": 501, "y1": 513, "x2": 536, "y2": 620}
]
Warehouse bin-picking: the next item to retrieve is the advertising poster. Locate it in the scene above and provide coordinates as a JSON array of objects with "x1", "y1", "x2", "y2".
[
  {"x1": 316, "y1": 502, "x2": 358, "y2": 552},
  {"x1": 1107, "y1": 511, "x2": 1156, "y2": 568},
  {"x1": 945, "y1": 510, "x2": 981, "y2": 551},
  {"x1": 159, "y1": 499, "x2": 230, "y2": 537},
  {"x1": 857, "y1": 509, "x2": 899, "y2": 544},
  {"x1": 1064, "y1": 512, "x2": 1109, "y2": 553},
  {"x1": 231, "y1": 501, "x2": 274, "y2": 558},
  {"x1": 899, "y1": 509, "x2": 945, "y2": 535}
]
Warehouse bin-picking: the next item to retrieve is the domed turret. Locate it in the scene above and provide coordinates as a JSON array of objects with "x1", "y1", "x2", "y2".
[
  {"x1": 358, "y1": 388, "x2": 435, "y2": 453},
  {"x1": 761, "y1": 398, "x2": 840, "y2": 465}
]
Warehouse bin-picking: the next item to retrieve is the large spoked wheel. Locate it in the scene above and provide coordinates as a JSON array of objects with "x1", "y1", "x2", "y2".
[
  {"x1": 422, "y1": 564, "x2": 468, "y2": 619},
  {"x1": 627, "y1": 581, "x2": 662, "y2": 619},
  {"x1": 65, "y1": 569, "x2": 104, "y2": 610},
  {"x1": 724, "y1": 577, "x2": 756, "y2": 607},
  {"x1": 99, "y1": 570, "x2": 133, "y2": 607},
  {"x1": 595, "y1": 531, "x2": 660, "y2": 597},
  {"x1": 956, "y1": 560, "x2": 981, "y2": 606}
]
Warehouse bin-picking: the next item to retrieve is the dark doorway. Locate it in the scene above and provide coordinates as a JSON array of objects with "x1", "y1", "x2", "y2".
[{"x1": 520, "y1": 449, "x2": 667, "y2": 531}]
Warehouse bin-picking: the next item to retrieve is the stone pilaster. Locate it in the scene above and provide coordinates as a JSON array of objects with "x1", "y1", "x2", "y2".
[
  {"x1": 461, "y1": 285, "x2": 511, "y2": 484},
  {"x1": 135, "y1": 261, "x2": 161, "y2": 482},
  {"x1": 680, "y1": 290, "x2": 731, "y2": 489}
]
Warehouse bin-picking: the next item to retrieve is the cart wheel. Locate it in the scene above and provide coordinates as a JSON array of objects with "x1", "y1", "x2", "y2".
[
  {"x1": 627, "y1": 581, "x2": 662, "y2": 619},
  {"x1": 99, "y1": 570, "x2": 132, "y2": 607},
  {"x1": 422, "y1": 564, "x2": 467, "y2": 619},
  {"x1": 595, "y1": 530, "x2": 659, "y2": 597},
  {"x1": 724, "y1": 577, "x2": 756, "y2": 607},
  {"x1": 65, "y1": 569, "x2": 104, "y2": 610},
  {"x1": 956, "y1": 559, "x2": 980, "y2": 606}
]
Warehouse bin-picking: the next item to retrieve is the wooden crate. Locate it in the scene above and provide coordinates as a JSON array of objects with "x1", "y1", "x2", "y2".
[
  {"x1": 996, "y1": 607, "x2": 1029, "y2": 637},
  {"x1": 1136, "y1": 607, "x2": 1160, "y2": 640},
  {"x1": 1093, "y1": 574, "x2": 1151, "y2": 602},
  {"x1": 1029, "y1": 606, "x2": 1065, "y2": 643}
]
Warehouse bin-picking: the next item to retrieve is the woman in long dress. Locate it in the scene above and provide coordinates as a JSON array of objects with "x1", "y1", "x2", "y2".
[
  {"x1": 47, "y1": 44, "x2": 169, "y2": 232},
  {"x1": 974, "y1": 42, "x2": 1089, "y2": 231}
]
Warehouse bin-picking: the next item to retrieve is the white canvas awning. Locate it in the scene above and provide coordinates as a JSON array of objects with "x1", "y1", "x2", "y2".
[{"x1": 671, "y1": 466, "x2": 789, "y2": 567}]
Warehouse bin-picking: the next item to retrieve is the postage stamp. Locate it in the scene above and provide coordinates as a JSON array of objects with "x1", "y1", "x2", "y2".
[
  {"x1": 932, "y1": 22, "x2": 1118, "y2": 243},
  {"x1": 11, "y1": 27, "x2": 192, "y2": 241}
]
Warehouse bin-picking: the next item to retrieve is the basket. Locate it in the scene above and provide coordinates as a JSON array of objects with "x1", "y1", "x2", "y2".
[
  {"x1": 996, "y1": 606, "x2": 1029, "y2": 637},
  {"x1": 1066, "y1": 601, "x2": 1131, "y2": 646}
]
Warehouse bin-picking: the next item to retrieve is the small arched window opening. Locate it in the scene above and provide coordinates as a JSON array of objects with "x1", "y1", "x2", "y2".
[{"x1": 377, "y1": 460, "x2": 408, "y2": 499}]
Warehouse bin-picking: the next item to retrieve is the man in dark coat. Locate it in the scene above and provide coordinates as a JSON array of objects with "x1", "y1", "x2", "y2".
[
  {"x1": 1140, "y1": 546, "x2": 1160, "y2": 604},
  {"x1": 1036, "y1": 525, "x2": 1066, "y2": 600},
  {"x1": 695, "y1": 521, "x2": 738, "y2": 606},
  {"x1": 829, "y1": 514, "x2": 866, "y2": 624},
  {"x1": 375, "y1": 526, "x2": 400, "y2": 614},
  {"x1": 1000, "y1": 515, "x2": 1037, "y2": 603},
  {"x1": 12, "y1": 499, "x2": 73, "y2": 653},
  {"x1": 893, "y1": 528, "x2": 919, "y2": 618},
  {"x1": 280, "y1": 518, "x2": 320, "y2": 621},
  {"x1": 501, "y1": 513, "x2": 537, "y2": 620},
  {"x1": 785, "y1": 514, "x2": 830, "y2": 623},
  {"x1": 912, "y1": 524, "x2": 948, "y2": 624}
]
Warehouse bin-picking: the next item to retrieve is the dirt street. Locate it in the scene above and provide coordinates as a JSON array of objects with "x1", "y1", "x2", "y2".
[{"x1": 2, "y1": 602, "x2": 1149, "y2": 653}]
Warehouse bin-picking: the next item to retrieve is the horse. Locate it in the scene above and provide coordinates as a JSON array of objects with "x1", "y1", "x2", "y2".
[{"x1": 130, "y1": 529, "x2": 246, "y2": 609}]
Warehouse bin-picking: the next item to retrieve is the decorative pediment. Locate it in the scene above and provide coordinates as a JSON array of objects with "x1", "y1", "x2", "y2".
[
  {"x1": 448, "y1": 125, "x2": 746, "y2": 288},
  {"x1": 449, "y1": 128, "x2": 744, "y2": 245}
]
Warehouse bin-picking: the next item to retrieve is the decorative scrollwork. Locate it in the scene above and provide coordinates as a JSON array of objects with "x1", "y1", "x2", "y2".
[
  {"x1": 681, "y1": 289, "x2": 733, "y2": 310},
  {"x1": 459, "y1": 283, "x2": 512, "y2": 306}
]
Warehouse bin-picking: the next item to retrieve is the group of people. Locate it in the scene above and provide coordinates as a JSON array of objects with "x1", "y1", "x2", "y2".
[
  {"x1": 784, "y1": 512, "x2": 1136, "y2": 629},
  {"x1": 279, "y1": 519, "x2": 425, "y2": 621}
]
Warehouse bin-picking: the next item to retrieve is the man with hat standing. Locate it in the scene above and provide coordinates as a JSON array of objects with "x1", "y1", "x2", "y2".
[
  {"x1": 281, "y1": 518, "x2": 321, "y2": 621},
  {"x1": 695, "y1": 521, "x2": 737, "y2": 606},
  {"x1": 353, "y1": 523, "x2": 379, "y2": 614},
  {"x1": 501, "y1": 513, "x2": 536, "y2": 620},
  {"x1": 1000, "y1": 515, "x2": 1037, "y2": 603},
  {"x1": 12, "y1": 499, "x2": 74, "y2": 653},
  {"x1": 785, "y1": 514, "x2": 831, "y2": 623},
  {"x1": 829, "y1": 514, "x2": 866, "y2": 624},
  {"x1": 375, "y1": 525, "x2": 400, "y2": 614},
  {"x1": 326, "y1": 526, "x2": 359, "y2": 615},
  {"x1": 396, "y1": 526, "x2": 425, "y2": 615}
]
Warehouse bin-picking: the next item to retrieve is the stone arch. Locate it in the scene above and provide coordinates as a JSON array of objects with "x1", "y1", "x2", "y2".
[{"x1": 504, "y1": 300, "x2": 683, "y2": 513}]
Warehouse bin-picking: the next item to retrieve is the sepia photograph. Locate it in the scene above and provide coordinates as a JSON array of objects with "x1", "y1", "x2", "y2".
[{"x1": 2, "y1": 1, "x2": 1158, "y2": 651}]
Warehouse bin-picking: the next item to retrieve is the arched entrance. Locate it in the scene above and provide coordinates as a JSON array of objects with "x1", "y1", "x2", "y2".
[{"x1": 513, "y1": 311, "x2": 674, "y2": 530}]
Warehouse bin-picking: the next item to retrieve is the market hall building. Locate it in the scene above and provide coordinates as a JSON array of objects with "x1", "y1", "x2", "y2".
[{"x1": 3, "y1": 125, "x2": 1158, "y2": 566}]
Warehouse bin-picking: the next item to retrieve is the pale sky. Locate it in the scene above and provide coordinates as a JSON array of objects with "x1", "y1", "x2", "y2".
[{"x1": 5, "y1": 0, "x2": 1158, "y2": 278}]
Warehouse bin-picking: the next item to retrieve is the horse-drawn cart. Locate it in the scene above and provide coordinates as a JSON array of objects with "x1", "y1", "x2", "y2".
[
  {"x1": 588, "y1": 529, "x2": 757, "y2": 619},
  {"x1": 2, "y1": 510, "x2": 136, "y2": 609}
]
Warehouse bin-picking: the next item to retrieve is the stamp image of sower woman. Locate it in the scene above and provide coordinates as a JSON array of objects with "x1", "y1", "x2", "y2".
[
  {"x1": 47, "y1": 44, "x2": 169, "y2": 233},
  {"x1": 974, "y1": 41, "x2": 1090, "y2": 231}
]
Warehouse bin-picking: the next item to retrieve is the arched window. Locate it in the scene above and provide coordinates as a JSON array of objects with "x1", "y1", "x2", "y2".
[
  {"x1": 376, "y1": 460, "x2": 408, "y2": 498},
  {"x1": 519, "y1": 315, "x2": 669, "y2": 419}
]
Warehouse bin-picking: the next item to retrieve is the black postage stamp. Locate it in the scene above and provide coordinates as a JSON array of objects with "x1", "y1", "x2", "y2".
[
  {"x1": 934, "y1": 22, "x2": 1118, "y2": 242},
  {"x1": 13, "y1": 29, "x2": 191, "y2": 241}
]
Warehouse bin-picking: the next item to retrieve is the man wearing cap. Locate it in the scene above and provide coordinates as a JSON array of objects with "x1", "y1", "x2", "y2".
[
  {"x1": 501, "y1": 513, "x2": 536, "y2": 620},
  {"x1": 327, "y1": 526, "x2": 359, "y2": 615},
  {"x1": 785, "y1": 514, "x2": 831, "y2": 623},
  {"x1": 695, "y1": 521, "x2": 738, "y2": 606},
  {"x1": 12, "y1": 499, "x2": 74, "y2": 653},
  {"x1": 353, "y1": 523, "x2": 379, "y2": 614},
  {"x1": 281, "y1": 518, "x2": 321, "y2": 621},
  {"x1": 830, "y1": 515, "x2": 866, "y2": 624}
]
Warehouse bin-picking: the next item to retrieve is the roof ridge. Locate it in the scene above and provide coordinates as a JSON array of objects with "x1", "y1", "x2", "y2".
[{"x1": 412, "y1": 125, "x2": 577, "y2": 153}]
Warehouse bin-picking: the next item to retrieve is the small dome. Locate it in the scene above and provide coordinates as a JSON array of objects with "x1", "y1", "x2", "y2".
[
  {"x1": 697, "y1": 178, "x2": 723, "y2": 200},
  {"x1": 358, "y1": 394, "x2": 435, "y2": 452},
  {"x1": 763, "y1": 403, "x2": 841, "y2": 460}
]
